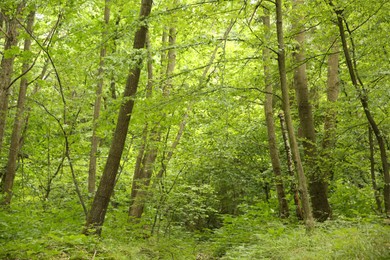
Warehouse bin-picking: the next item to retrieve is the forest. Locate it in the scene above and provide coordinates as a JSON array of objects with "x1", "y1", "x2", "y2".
[{"x1": 0, "y1": 0, "x2": 389, "y2": 259}]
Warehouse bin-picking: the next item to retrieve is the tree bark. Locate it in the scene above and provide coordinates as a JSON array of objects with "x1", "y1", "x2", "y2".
[
  {"x1": 129, "y1": 24, "x2": 177, "y2": 219},
  {"x1": 321, "y1": 39, "x2": 339, "y2": 203},
  {"x1": 279, "y1": 112, "x2": 303, "y2": 220},
  {"x1": 332, "y1": 5, "x2": 390, "y2": 217},
  {"x1": 2, "y1": 11, "x2": 35, "y2": 205},
  {"x1": 292, "y1": 0, "x2": 331, "y2": 222},
  {"x1": 88, "y1": 0, "x2": 111, "y2": 195},
  {"x1": 128, "y1": 33, "x2": 157, "y2": 218},
  {"x1": 0, "y1": 11, "x2": 4, "y2": 43},
  {"x1": 275, "y1": 0, "x2": 314, "y2": 230},
  {"x1": 84, "y1": 0, "x2": 153, "y2": 235},
  {"x1": 322, "y1": 41, "x2": 339, "y2": 152},
  {"x1": 262, "y1": 10, "x2": 289, "y2": 218},
  {"x1": 369, "y1": 126, "x2": 382, "y2": 213},
  {"x1": 0, "y1": 2, "x2": 25, "y2": 156}
]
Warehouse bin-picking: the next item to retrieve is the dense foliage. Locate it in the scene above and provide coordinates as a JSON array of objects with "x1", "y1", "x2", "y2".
[{"x1": 0, "y1": 0, "x2": 389, "y2": 258}]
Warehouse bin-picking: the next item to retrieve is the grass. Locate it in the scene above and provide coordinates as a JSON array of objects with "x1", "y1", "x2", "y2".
[
  {"x1": 1, "y1": 201, "x2": 389, "y2": 259},
  {"x1": 218, "y1": 220, "x2": 390, "y2": 259}
]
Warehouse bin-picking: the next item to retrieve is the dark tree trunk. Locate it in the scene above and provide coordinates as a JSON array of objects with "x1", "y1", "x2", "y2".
[
  {"x1": 84, "y1": 0, "x2": 153, "y2": 235},
  {"x1": 292, "y1": 0, "x2": 331, "y2": 222}
]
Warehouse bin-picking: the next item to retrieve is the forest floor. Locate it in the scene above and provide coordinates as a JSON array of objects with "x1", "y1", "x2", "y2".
[{"x1": 1, "y1": 202, "x2": 389, "y2": 259}]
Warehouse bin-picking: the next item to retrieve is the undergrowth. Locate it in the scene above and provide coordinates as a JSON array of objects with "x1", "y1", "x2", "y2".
[{"x1": 1, "y1": 201, "x2": 389, "y2": 259}]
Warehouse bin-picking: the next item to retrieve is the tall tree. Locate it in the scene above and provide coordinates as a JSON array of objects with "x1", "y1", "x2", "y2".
[
  {"x1": 129, "y1": 22, "x2": 177, "y2": 219},
  {"x1": 275, "y1": 0, "x2": 314, "y2": 229},
  {"x1": 262, "y1": 8, "x2": 289, "y2": 218},
  {"x1": 88, "y1": 0, "x2": 111, "y2": 195},
  {"x1": 0, "y1": 2, "x2": 25, "y2": 156},
  {"x1": 2, "y1": 10, "x2": 35, "y2": 205},
  {"x1": 292, "y1": 0, "x2": 331, "y2": 221},
  {"x1": 321, "y1": 39, "x2": 339, "y2": 206},
  {"x1": 329, "y1": 1, "x2": 390, "y2": 217},
  {"x1": 128, "y1": 32, "x2": 160, "y2": 219},
  {"x1": 84, "y1": 0, "x2": 153, "y2": 235}
]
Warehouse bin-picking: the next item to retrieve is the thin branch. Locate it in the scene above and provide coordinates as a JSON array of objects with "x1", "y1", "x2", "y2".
[
  {"x1": 7, "y1": 53, "x2": 40, "y2": 90},
  {"x1": 348, "y1": 1, "x2": 387, "y2": 33},
  {"x1": 16, "y1": 17, "x2": 66, "y2": 107}
]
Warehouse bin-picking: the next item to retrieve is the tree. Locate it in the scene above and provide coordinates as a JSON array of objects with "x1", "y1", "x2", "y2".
[
  {"x1": 275, "y1": 0, "x2": 314, "y2": 229},
  {"x1": 279, "y1": 111, "x2": 303, "y2": 219},
  {"x1": 330, "y1": 2, "x2": 390, "y2": 217},
  {"x1": 128, "y1": 32, "x2": 160, "y2": 219},
  {"x1": 292, "y1": 0, "x2": 331, "y2": 221},
  {"x1": 2, "y1": 10, "x2": 35, "y2": 205},
  {"x1": 262, "y1": 8, "x2": 289, "y2": 218},
  {"x1": 84, "y1": 0, "x2": 153, "y2": 235},
  {"x1": 0, "y1": 2, "x2": 25, "y2": 157},
  {"x1": 320, "y1": 39, "x2": 339, "y2": 213},
  {"x1": 88, "y1": 0, "x2": 111, "y2": 195}
]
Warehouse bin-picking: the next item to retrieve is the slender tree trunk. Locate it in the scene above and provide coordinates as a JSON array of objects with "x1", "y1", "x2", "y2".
[
  {"x1": 127, "y1": 34, "x2": 153, "y2": 206},
  {"x1": 332, "y1": 6, "x2": 390, "y2": 217},
  {"x1": 279, "y1": 112, "x2": 303, "y2": 220},
  {"x1": 2, "y1": 11, "x2": 35, "y2": 205},
  {"x1": 275, "y1": 0, "x2": 314, "y2": 230},
  {"x1": 84, "y1": 0, "x2": 153, "y2": 235},
  {"x1": 129, "y1": 33, "x2": 157, "y2": 219},
  {"x1": 369, "y1": 126, "x2": 382, "y2": 213},
  {"x1": 88, "y1": 0, "x2": 111, "y2": 194},
  {"x1": 156, "y1": 111, "x2": 188, "y2": 180},
  {"x1": 292, "y1": 0, "x2": 331, "y2": 222},
  {"x1": 130, "y1": 125, "x2": 149, "y2": 217},
  {"x1": 262, "y1": 10, "x2": 289, "y2": 218},
  {"x1": 0, "y1": 2, "x2": 25, "y2": 156},
  {"x1": 0, "y1": 11, "x2": 4, "y2": 44},
  {"x1": 321, "y1": 40, "x2": 339, "y2": 191},
  {"x1": 129, "y1": 140, "x2": 158, "y2": 218},
  {"x1": 129, "y1": 24, "x2": 177, "y2": 219}
]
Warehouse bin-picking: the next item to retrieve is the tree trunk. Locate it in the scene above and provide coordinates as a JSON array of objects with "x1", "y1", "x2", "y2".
[
  {"x1": 129, "y1": 24, "x2": 177, "y2": 219},
  {"x1": 88, "y1": 0, "x2": 111, "y2": 195},
  {"x1": 129, "y1": 34, "x2": 156, "y2": 218},
  {"x1": 2, "y1": 11, "x2": 35, "y2": 205},
  {"x1": 292, "y1": 0, "x2": 331, "y2": 222},
  {"x1": 84, "y1": 0, "x2": 153, "y2": 235},
  {"x1": 0, "y1": 3, "x2": 25, "y2": 156},
  {"x1": 262, "y1": 10, "x2": 289, "y2": 218},
  {"x1": 369, "y1": 126, "x2": 382, "y2": 213},
  {"x1": 275, "y1": 0, "x2": 314, "y2": 230},
  {"x1": 279, "y1": 112, "x2": 303, "y2": 220},
  {"x1": 321, "y1": 39, "x2": 339, "y2": 204},
  {"x1": 0, "y1": 11, "x2": 4, "y2": 43},
  {"x1": 332, "y1": 6, "x2": 390, "y2": 217},
  {"x1": 322, "y1": 40, "x2": 339, "y2": 155},
  {"x1": 129, "y1": 139, "x2": 158, "y2": 218}
]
